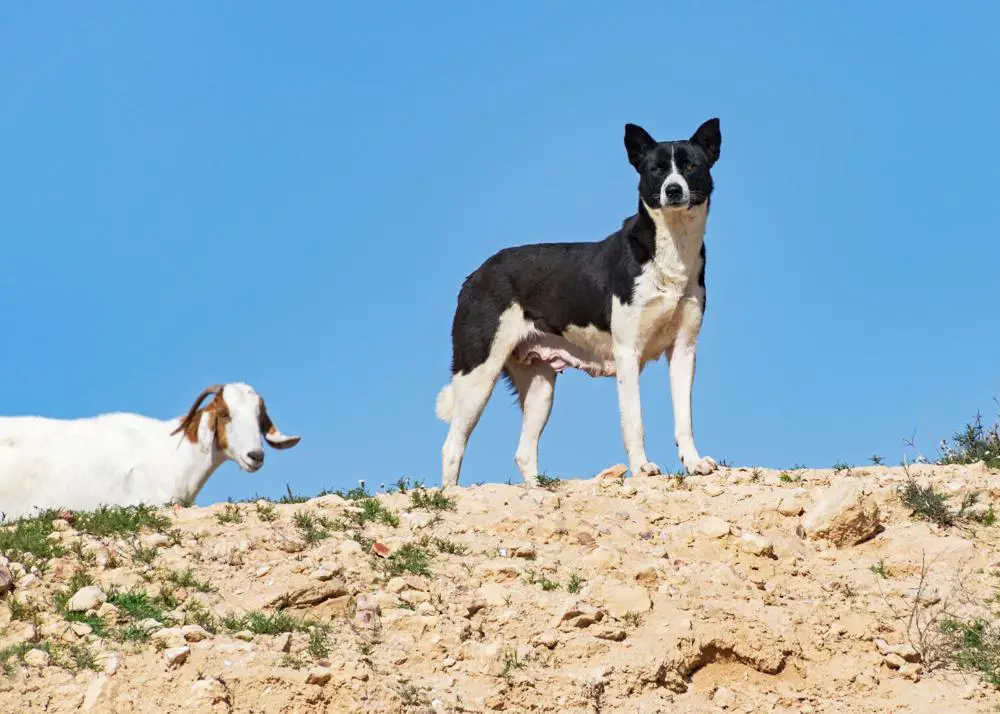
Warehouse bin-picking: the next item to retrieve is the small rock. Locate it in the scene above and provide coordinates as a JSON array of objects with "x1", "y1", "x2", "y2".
[
  {"x1": 339, "y1": 540, "x2": 364, "y2": 558},
  {"x1": 164, "y1": 645, "x2": 190, "y2": 668},
  {"x1": 306, "y1": 666, "x2": 332, "y2": 686},
  {"x1": 596, "y1": 583, "x2": 652, "y2": 619},
  {"x1": 67, "y1": 586, "x2": 107, "y2": 613},
  {"x1": 513, "y1": 543, "x2": 537, "y2": 559},
  {"x1": 594, "y1": 627, "x2": 627, "y2": 641},
  {"x1": 255, "y1": 565, "x2": 272, "y2": 578},
  {"x1": 311, "y1": 568, "x2": 335, "y2": 581},
  {"x1": 713, "y1": 686, "x2": 736, "y2": 709},
  {"x1": 388, "y1": 578, "x2": 408, "y2": 593},
  {"x1": 0, "y1": 565, "x2": 14, "y2": 595},
  {"x1": 143, "y1": 533, "x2": 171, "y2": 549},
  {"x1": 152, "y1": 627, "x2": 184, "y2": 645},
  {"x1": 234, "y1": 630, "x2": 255, "y2": 642},
  {"x1": 71, "y1": 622, "x2": 93, "y2": 637},
  {"x1": 353, "y1": 609, "x2": 378, "y2": 629},
  {"x1": 873, "y1": 638, "x2": 891, "y2": 656},
  {"x1": 137, "y1": 618, "x2": 163, "y2": 633},
  {"x1": 532, "y1": 631, "x2": 559, "y2": 649},
  {"x1": 96, "y1": 602, "x2": 119, "y2": 620},
  {"x1": 556, "y1": 604, "x2": 605, "y2": 629},
  {"x1": 465, "y1": 600, "x2": 486, "y2": 618},
  {"x1": 23, "y1": 648, "x2": 51, "y2": 667},
  {"x1": 740, "y1": 532, "x2": 775, "y2": 557},
  {"x1": 884, "y1": 653, "x2": 906, "y2": 670},
  {"x1": 188, "y1": 676, "x2": 230, "y2": 707},
  {"x1": 702, "y1": 483, "x2": 725, "y2": 497},
  {"x1": 899, "y1": 663, "x2": 921, "y2": 681},
  {"x1": 181, "y1": 624, "x2": 210, "y2": 642},
  {"x1": 886, "y1": 643, "x2": 920, "y2": 662},
  {"x1": 800, "y1": 480, "x2": 880, "y2": 547},
  {"x1": 777, "y1": 497, "x2": 805, "y2": 517},
  {"x1": 403, "y1": 575, "x2": 427, "y2": 591},
  {"x1": 595, "y1": 464, "x2": 629, "y2": 481},
  {"x1": 372, "y1": 542, "x2": 391, "y2": 558},
  {"x1": 699, "y1": 517, "x2": 731, "y2": 539},
  {"x1": 275, "y1": 632, "x2": 293, "y2": 652}
]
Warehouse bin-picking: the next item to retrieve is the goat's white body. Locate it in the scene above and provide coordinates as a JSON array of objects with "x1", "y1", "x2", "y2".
[{"x1": 0, "y1": 412, "x2": 221, "y2": 521}]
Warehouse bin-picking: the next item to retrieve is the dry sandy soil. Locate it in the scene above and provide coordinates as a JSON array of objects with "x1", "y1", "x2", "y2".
[{"x1": 1, "y1": 463, "x2": 998, "y2": 713}]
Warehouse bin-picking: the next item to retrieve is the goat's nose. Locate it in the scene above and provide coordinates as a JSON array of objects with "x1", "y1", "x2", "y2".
[{"x1": 247, "y1": 449, "x2": 264, "y2": 464}]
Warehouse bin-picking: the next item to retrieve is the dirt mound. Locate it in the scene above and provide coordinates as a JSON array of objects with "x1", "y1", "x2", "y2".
[{"x1": 1, "y1": 464, "x2": 998, "y2": 713}]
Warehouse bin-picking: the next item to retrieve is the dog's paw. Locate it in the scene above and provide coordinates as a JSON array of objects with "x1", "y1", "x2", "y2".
[
  {"x1": 686, "y1": 456, "x2": 718, "y2": 476},
  {"x1": 636, "y1": 462, "x2": 662, "y2": 477}
]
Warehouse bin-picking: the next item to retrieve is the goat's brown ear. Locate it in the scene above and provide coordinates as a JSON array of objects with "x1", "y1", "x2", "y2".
[
  {"x1": 172, "y1": 384, "x2": 224, "y2": 440},
  {"x1": 259, "y1": 397, "x2": 301, "y2": 450}
]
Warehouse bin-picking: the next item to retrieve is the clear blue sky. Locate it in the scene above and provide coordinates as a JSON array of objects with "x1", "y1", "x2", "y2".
[{"x1": 2, "y1": 3, "x2": 998, "y2": 505}]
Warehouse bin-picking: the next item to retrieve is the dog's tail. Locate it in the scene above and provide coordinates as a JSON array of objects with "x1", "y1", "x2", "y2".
[{"x1": 435, "y1": 383, "x2": 454, "y2": 423}]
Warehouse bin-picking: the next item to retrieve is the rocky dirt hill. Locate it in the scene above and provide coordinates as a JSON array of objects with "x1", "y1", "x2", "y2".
[{"x1": 1, "y1": 463, "x2": 998, "y2": 713}]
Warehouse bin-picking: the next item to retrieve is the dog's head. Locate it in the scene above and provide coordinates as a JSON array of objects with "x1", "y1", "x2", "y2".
[{"x1": 624, "y1": 118, "x2": 721, "y2": 212}]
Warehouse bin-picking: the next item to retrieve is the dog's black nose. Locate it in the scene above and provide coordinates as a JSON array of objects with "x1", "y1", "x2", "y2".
[
  {"x1": 247, "y1": 449, "x2": 264, "y2": 463},
  {"x1": 664, "y1": 183, "x2": 685, "y2": 201}
]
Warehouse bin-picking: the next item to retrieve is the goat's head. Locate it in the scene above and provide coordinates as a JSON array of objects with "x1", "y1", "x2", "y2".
[{"x1": 172, "y1": 382, "x2": 300, "y2": 471}]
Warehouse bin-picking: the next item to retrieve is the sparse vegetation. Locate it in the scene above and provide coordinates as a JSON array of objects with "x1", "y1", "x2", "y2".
[
  {"x1": 409, "y1": 487, "x2": 456, "y2": 512},
  {"x1": 566, "y1": 572, "x2": 583, "y2": 594},
  {"x1": 423, "y1": 536, "x2": 468, "y2": 556},
  {"x1": 222, "y1": 610, "x2": 300, "y2": 635},
  {"x1": 164, "y1": 567, "x2": 215, "y2": 593},
  {"x1": 215, "y1": 503, "x2": 244, "y2": 525},
  {"x1": 255, "y1": 501, "x2": 278, "y2": 522},
  {"x1": 128, "y1": 541, "x2": 158, "y2": 567},
  {"x1": 940, "y1": 616, "x2": 1000, "y2": 687},
  {"x1": 899, "y1": 477, "x2": 986, "y2": 528},
  {"x1": 778, "y1": 471, "x2": 799, "y2": 484},
  {"x1": 0, "y1": 640, "x2": 100, "y2": 675},
  {"x1": 293, "y1": 510, "x2": 335, "y2": 543},
  {"x1": 278, "y1": 484, "x2": 310, "y2": 504},
  {"x1": 501, "y1": 648, "x2": 526, "y2": 680},
  {"x1": 73, "y1": 504, "x2": 171, "y2": 537},
  {"x1": 0, "y1": 509, "x2": 66, "y2": 564},
  {"x1": 398, "y1": 681, "x2": 430, "y2": 706},
  {"x1": 870, "y1": 454, "x2": 884, "y2": 465},
  {"x1": 938, "y1": 411, "x2": 1000, "y2": 470},
  {"x1": 381, "y1": 543, "x2": 432, "y2": 578},
  {"x1": 832, "y1": 461, "x2": 852, "y2": 475},
  {"x1": 621, "y1": 611, "x2": 644, "y2": 628},
  {"x1": 869, "y1": 559, "x2": 889, "y2": 578},
  {"x1": 107, "y1": 587, "x2": 169, "y2": 625},
  {"x1": 534, "y1": 473, "x2": 562, "y2": 490}
]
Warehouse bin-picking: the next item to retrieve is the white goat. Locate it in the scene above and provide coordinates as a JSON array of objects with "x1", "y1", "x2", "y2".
[{"x1": 0, "y1": 382, "x2": 300, "y2": 522}]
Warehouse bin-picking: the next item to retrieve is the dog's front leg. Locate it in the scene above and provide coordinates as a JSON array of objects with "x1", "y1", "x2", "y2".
[
  {"x1": 613, "y1": 344, "x2": 660, "y2": 477},
  {"x1": 668, "y1": 299, "x2": 717, "y2": 476}
]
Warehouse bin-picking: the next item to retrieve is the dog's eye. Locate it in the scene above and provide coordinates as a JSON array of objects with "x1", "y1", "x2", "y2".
[
  {"x1": 651, "y1": 165, "x2": 665, "y2": 176},
  {"x1": 686, "y1": 163, "x2": 699, "y2": 173}
]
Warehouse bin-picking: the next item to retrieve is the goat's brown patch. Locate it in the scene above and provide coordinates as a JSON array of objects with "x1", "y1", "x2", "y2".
[
  {"x1": 173, "y1": 384, "x2": 230, "y2": 450},
  {"x1": 258, "y1": 397, "x2": 278, "y2": 437},
  {"x1": 209, "y1": 395, "x2": 230, "y2": 452}
]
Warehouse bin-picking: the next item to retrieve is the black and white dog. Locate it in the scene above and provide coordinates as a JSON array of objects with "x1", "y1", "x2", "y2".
[{"x1": 435, "y1": 119, "x2": 722, "y2": 487}]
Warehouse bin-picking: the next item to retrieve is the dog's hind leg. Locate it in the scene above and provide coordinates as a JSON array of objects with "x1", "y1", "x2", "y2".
[
  {"x1": 505, "y1": 360, "x2": 557, "y2": 486},
  {"x1": 441, "y1": 305, "x2": 527, "y2": 488}
]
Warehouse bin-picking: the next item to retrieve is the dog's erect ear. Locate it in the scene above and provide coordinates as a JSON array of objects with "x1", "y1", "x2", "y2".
[
  {"x1": 624, "y1": 123, "x2": 657, "y2": 171},
  {"x1": 690, "y1": 118, "x2": 721, "y2": 167}
]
